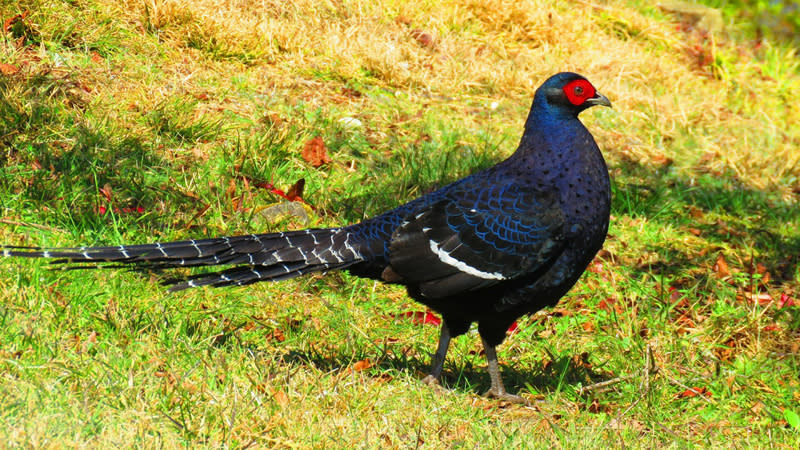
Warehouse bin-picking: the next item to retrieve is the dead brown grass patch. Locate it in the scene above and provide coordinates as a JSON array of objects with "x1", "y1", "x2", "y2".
[{"x1": 71, "y1": 0, "x2": 798, "y2": 196}]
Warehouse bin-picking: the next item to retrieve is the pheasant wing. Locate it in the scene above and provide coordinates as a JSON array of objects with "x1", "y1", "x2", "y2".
[{"x1": 388, "y1": 183, "x2": 566, "y2": 298}]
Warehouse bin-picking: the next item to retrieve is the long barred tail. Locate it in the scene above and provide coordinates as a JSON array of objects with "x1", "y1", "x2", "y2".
[{"x1": 2, "y1": 228, "x2": 364, "y2": 291}]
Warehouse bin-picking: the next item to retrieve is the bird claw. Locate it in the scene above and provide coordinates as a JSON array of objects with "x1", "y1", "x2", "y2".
[{"x1": 482, "y1": 388, "x2": 530, "y2": 405}]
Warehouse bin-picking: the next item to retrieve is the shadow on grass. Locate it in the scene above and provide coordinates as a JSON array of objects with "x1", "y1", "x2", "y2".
[
  {"x1": 610, "y1": 163, "x2": 800, "y2": 283},
  {"x1": 276, "y1": 343, "x2": 613, "y2": 397},
  {"x1": 273, "y1": 157, "x2": 800, "y2": 395},
  {"x1": 3, "y1": 69, "x2": 798, "y2": 399}
]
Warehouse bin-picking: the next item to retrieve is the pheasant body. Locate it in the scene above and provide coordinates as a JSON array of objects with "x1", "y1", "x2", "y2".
[{"x1": 3, "y1": 72, "x2": 612, "y2": 402}]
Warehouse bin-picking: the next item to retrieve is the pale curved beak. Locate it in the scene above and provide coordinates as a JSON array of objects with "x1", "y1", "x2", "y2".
[{"x1": 586, "y1": 91, "x2": 612, "y2": 108}]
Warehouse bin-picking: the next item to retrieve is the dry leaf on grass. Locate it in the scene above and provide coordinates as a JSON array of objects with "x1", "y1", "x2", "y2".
[
  {"x1": 677, "y1": 386, "x2": 712, "y2": 398},
  {"x1": 272, "y1": 390, "x2": 289, "y2": 408},
  {"x1": 0, "y1": 63, "x2": 19, "y2": 75},
  {"x1": 410, "y1": 29, "x2": 436, "y2": 48},
  {"x1": 302, "y1": 136, "x2": 331, "y2": 167},
  {"x1": 714, "y1": 253, "x2": 730, "y2": 278},
  {"x1": 285, "y1": 178, "x2": 305, "y2": 202},
  {"x1": 267, "y1": 328, "x2": 285, "y2": 342},
  {"x1": 352, "y1": 359, "x2": 372, "y2": 371},
  {"x1": 392, "y1": 310, "x2": 442, "y2": 326},
  {"x1": 3, "y1": 11, "x2": 29, "y2": 33}
]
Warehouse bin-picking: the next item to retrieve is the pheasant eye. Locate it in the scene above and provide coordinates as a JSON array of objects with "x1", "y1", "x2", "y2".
[{"x1": 574, "y1": 86, "x2": 584, "y2": 96}]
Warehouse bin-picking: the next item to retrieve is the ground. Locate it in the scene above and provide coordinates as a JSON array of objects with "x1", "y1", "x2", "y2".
[{"x1": 0, "y1": 0, "x2": 798, "y2": 447}]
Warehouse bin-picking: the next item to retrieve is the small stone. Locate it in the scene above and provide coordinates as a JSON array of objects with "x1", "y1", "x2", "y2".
[{"x1": 339, "y1": 117, "x2": 362, "y2": 128}]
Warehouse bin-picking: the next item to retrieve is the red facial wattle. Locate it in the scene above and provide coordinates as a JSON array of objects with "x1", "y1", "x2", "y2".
[{"x1": 563, "y1": 79, "x2": 596, "y2": 106}]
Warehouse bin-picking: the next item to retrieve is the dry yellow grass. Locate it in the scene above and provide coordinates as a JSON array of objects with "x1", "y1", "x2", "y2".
[{"x1": 79, "y1": 0, "x2": 799, "y2": 197}]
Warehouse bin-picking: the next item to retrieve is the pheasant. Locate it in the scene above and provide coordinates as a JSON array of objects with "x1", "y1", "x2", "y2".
[{"x1": 3, "y1": 72, "x2": 612, "y2": 403}]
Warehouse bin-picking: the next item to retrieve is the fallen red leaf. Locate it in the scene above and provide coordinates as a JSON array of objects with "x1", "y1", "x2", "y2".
[
  {"x1": 392, "y1": 311, "x2": 519, "y2": 332},
  {"x1": 597, "y1": 297, "x2": 623, "y2": 314},
  {"x1": 0, "y1": 63, "x2": 19, "y2": 75},
  {"x1": 677, "y1": 386, "x2": 712, "y2": 398},
  {"x1": 3, "y1": 17, "x2": 17, "y2": 33},
  {"x1": 395, "y1": 310, "x2": 442, "y2": 326},
  {"x1": 96, "y1": 205, "x2": 145, "y2": 215},
  {"x1": 268, "y1": 185, "x2": 289, "y2": 199},
  {"x1": 3, "y1": 11, "x2": 28, "y2": 33},
  {"x1": 778, "y1": 293, "x2": 797, "y2": 308},
  {"x1": 301, "y1": 136, "x2": 331, "y2": 167},
  {"x1": 248, "y1": 176, "x2": 308, "y2": 204},
  {"x1": 352, "y1": 359, "x2": 372, "y2": 371}
]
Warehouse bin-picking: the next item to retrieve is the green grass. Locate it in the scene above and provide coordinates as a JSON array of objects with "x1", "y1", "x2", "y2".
[{"x1": 1, "y1": 0, "x2": 799, "y2": 447}]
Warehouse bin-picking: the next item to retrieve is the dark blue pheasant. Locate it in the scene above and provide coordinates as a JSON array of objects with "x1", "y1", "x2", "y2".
[{"x1": 3, "y1": 72, "x2": 611, "y2": 402}]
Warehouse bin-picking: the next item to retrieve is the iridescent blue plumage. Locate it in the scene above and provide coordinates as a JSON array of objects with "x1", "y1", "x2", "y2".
[{"x1": 3, "y1": 72, "x2": 612, "y2": 403}]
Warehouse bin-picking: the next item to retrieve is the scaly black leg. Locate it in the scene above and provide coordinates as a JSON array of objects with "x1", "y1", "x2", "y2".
[
  {"x1": 422, "y1": 324, "x2": 451, "y2": 386},
  {"x1": 481, "y1": 337, "x2": 528, "y2": 404}
]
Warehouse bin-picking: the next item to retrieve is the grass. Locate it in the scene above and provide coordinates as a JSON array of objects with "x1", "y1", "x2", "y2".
[{"x1": 1, "y1": 0, "x2": 799, "y2": 446}]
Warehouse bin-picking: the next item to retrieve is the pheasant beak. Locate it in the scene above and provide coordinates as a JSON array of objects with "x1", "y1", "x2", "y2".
[{"x1": 586, "y1": 91, "x2": 612, "y2": 108}]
